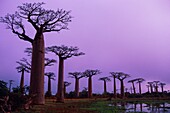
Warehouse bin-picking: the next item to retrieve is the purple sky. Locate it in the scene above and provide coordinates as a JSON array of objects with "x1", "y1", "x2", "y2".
[{"x1": 1, "y1": 0, "x2": 170, "y2": 94}]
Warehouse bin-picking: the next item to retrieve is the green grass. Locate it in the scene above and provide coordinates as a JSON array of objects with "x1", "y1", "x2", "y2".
[{"x1": 81, "y1": 100, "x2": 125, "y2": 113}]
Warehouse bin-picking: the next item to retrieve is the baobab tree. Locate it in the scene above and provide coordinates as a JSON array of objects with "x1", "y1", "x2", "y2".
[
  {"x1": 159, "y1": 82, "x2": 166, "y2": 93},
  {"x1": 17, "y1": 48, "x2": 56, "y2": 96},
  {"x1": 16, "y1": 58, "x2": 30, "y2": 94},
  {"x1": 136, "y1": 78, "x2": 145, "y2": 94},
  {"x1": 153, "y1": 81, "x2": 160, "y2": 93},
  {"x1": 116, "y1": 72, "x2": 130, "y2": 98},
  {"x1": 99, "y1": 77, "x2": 111, "y2": 94},
  {"x1": 46, "y1": 45, "x2": 85, "y2": 102},
  {"x1": 128, "y1": 79, "x2": 137, "y2": 94},
  {"x1": 68, "y1": 72, "x2": 85, "y2": 97},
  {"x1": 0, "y1": 2, "x2": 72, "y2": 104},
  {"x1": 83, "y1": 69, "x2": 101, "y2": 98},
  {"x1": 110, "y1": 72, "x2": 117, "y2": 98},
  {"x1": 148, "y1": 82, "x2": 154, "y2": 93},
  {"x1": 45, "y1": 72, "x2": 55, "y2": 96},
  {"x1": 64, "y1": 81, "x2": 71, "y2": 95}
]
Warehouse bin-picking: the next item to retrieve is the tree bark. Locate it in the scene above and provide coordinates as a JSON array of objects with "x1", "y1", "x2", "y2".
[
  {"x1": 132, "y1": 82, "x2": 136, "y2": 94},
  {"x1": 113, "y1": 77, "x2": 117, "y2": 98},
  {"x1": 161, "y1": 86, "x2": 164, "y2": 93},
  {"x1": 75, "y1": 78, "x2": 79, "y2": 97},
  {"x1": 104, "y1": 80, "x2": 106, "y2": 94},
  {"x1": 20, "y1": 69, "x2": 25, "y2": 95},
  {"x1": 150, "y1": 84, "x2": 153, "y2": 93},
  {"x1": 57, "y1": 58, "x2": 64, "y2": 102},
  {"x1": 47, "y1": 76, "x2": 51, "y2": 95},
  {"x1": 30, "y1": 33, "x2": 45, "y2": 105},
  {"x1": 139, "y1": 82, "x2": 142, "y2": 94},
  {"x1": 88, "y1": 77, "x2": 92, "y2": 98},
  {"x1": 120, "y1": 80, "x2": 124, "y2": 98}
]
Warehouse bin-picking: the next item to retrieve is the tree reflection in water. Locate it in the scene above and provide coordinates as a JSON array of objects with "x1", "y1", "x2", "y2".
[{"x1": 108, "y1": 101, "x2": 170, "y2": 113}]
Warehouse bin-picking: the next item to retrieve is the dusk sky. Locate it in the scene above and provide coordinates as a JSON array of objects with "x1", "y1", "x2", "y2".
[{"x1": 1, "y1": 0, "x2": 170, "y2": 94}]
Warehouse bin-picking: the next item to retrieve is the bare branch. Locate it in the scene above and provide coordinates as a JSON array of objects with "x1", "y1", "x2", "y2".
[
  {"x1": 0, "y1": 13, "x2": 33, "y2": 43},
  {"x1": 99, "y1": 77, "x2": 111, "y2": 82},
  {"x1": 68, "y1": 72, "x2": 84, "y2": 79},
  {"x1": 16, "y1": 58, "x2": 31, "y2": 73},
  {"x1": 45, "y1": 72, "x2": 55, "y2": 80},
  {"x1": 64, "y1": 81, "x2": 71, "y2": 87},
  {"x1": 46, "y1": 45, "x2": 85, "y2": 60},
  {"x1": 45, "y1": 58, "x2": 56, "y2": 67},
  {"x1": 83, "y1": 69, "x2": 101, "y2": 78}
]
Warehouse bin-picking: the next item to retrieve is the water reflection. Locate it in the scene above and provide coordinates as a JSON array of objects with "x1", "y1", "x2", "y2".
[{"x1": 109, "y1": 101, "x2": 170, "y2": 113}]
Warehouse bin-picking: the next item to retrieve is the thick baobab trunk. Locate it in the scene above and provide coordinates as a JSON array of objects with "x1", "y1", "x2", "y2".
[
  {"x1": 20, "y1": 69, "x2": 25, "y2": 94},
  {"x1": 47, "y1": 77, "x2": 52, "y2": 95},
  {"x1": 75, "y1": 78, "x2": 79, "y2": 97},
  {"x1": 132, "y1": 82, "x2": 136, "y2": 94},
  {"x1": 139, "y1": 82, "x2": 142, "y2": 94},
  {"x1": 30, "y1": 33, "x2": 45, "y2": 105},
  {"x1": 113, "y1": 77, "x2": 117, "y2": 98},
  {"x1": 57, "y1": 58, "x2": 64, "y2": 102},
  {"x1": 104, "y1": 80, "x2": 107, "y2": 94},
  {"x1": 120, "y1": 80, "x2": 124, "y2": 98},
  {"x1": 88, "y1": 77, "x2": 92, "y2": 98}
]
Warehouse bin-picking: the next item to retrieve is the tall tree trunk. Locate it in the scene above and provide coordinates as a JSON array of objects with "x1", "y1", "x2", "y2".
[
  {"x1": 104, "y1": 80, "x2": 106, "y2": 94},
  {"x1": 161, "y1": 86, "x2": 164, "y2": 93},
  {"x1": 20, "y1": 69, "x2": 25, "y2": 95},
  {"x1": 30, "y1": 33, "x2": 45, "y2": 105},
  {"x1": 48, "y1": 77, "x2": 51, "y2": 96},
  {"x1": 150, "y1": 84, "x2": 153, "y2": 93},
  {"x1": 88, "y1": 77, "x2": 92, "y2": 98},
  {"x1": 113, "y1": 77, "x2": 117, "y2": 98},
  {"x1": 120, "y1": 80, "x2": 124, "y2": 98},
  {"x1": 57, "y1": 58, "x2": 64, "y2": 102},
  {"x1": 132, "y1": 82, "x2": 136, "y2": 94},
  {"x1": 64, "y1": 85, "x2": 66, "y2": 96},
  {"x1": 139, "y1": 82, "x2": 142, "y2": 94},
  {"x1": 75, "y1": 78, "x2": 79, "y2": 97}
]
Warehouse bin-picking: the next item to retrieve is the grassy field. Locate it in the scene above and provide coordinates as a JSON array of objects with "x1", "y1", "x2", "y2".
[
  {"x1": 12, "y1": 98, "x2": 170, "y2": 113},
  {"x1": 12, "y1": 98, "x2": 125, "y2": 113}
]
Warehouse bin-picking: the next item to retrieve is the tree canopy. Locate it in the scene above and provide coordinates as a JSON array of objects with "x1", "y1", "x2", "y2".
[{"x1": 0, "y1": 2, "x2": 72, "y2": 43}]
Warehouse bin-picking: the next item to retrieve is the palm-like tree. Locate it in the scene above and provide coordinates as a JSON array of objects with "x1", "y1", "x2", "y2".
[
  {"x1": 136, "y1": 78, "x2": 145, "y2": 94},
  {"x1": 64, "y1": 81, "x2": 71, "y2": 95},
  {"x1": 16, "y1": 58, "x2": 30, "y2": 94},
  {"x1": 46, "y1": 45, "x2": 85, "y2": 102},
  {"x1": 153, "y1": 81, "x2": 160, "y2": 93},
  {"x1": 147, "y1": 82, "x2": 154, "y2": 93},
  {"x1": 159, "y1": 82, "x2": 166, "y2": 93},
  {"x1": 110, "y1": 72, "x2": 117, "y2": 98},
  {"x1": 128, "y1": 79, "x2": 137, "y2": 94},
  {"x1": 116, "y1": 72, "x2": 130, "y2": 98},
  {"x1": 99, "y1": 77, "x2": 111, "y2": 94},
  {"x1": 83, "y1": 69, "x2": 101, "y2": 98},
  {"x1": 45, "y1": 72, "x2": 55, "y2": 96},
  {"x1": 68, "y1": 72, "x2": 85, "y2": 97}
]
